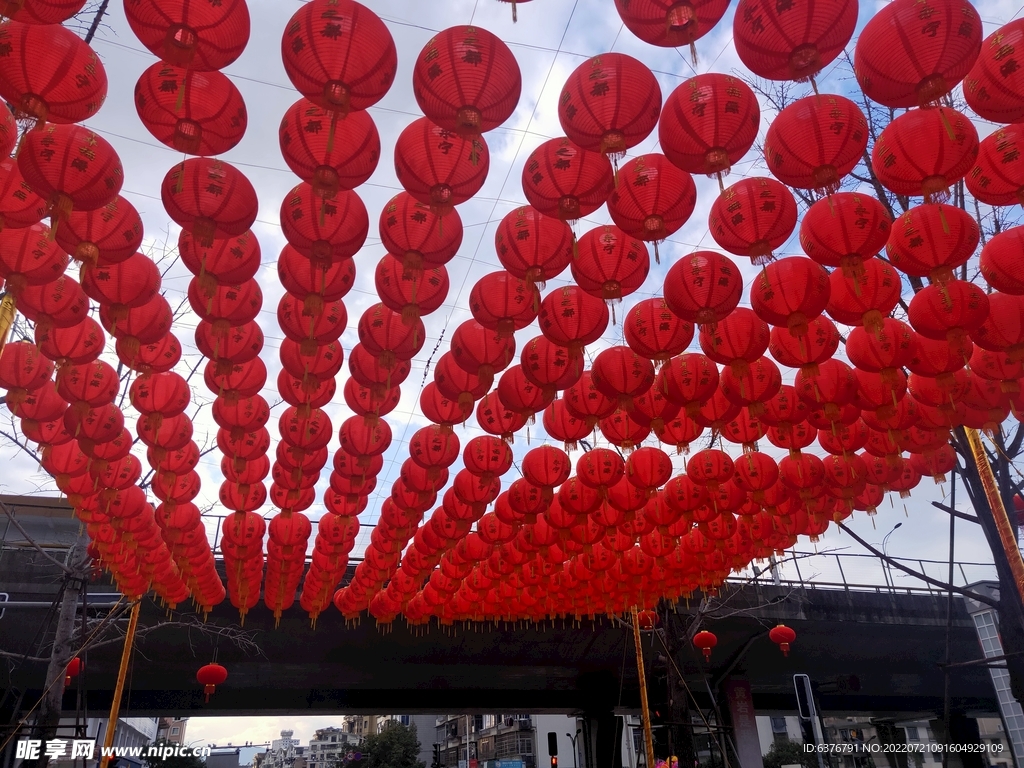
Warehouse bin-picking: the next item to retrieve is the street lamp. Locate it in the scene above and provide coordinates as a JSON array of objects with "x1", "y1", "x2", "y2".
[
  {"x1": 566, "y1": 729, "x2": 582, "y2": 768},
  {"x1": 881, "y1": 523, "x2": 903, "y2": 589}
]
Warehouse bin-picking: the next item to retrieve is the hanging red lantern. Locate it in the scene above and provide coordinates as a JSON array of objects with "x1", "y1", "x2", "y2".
[
  {"x1": 614, "y1": 0, "x2": 729, "y2": 53},
  {"x1": 0, "y1": 224, "x2": 69, "y2": 293},
  {"x1": 558, "y1": 53, "x2": 661, "y2": 161},
  {"x1": 825, "y1": 259, "x2": 903, "y2": 334},
  {"x1": 279, "y1": 245, "x2": 355, "y2": 313},
  {"x1": 435, "y1": 353, "x2": 490, "y2": 407},
  {"x1": 396, "y1": 118, "x2": 490, "y2": 220},
  {"x1": 964, "y1": 19, "x2": 1024, "y2": 123},
  {"x1": 659, "y1": 74, "x2": 760, "y2": 181},
  {"x1": 608, "y1": 154, "x2": 696, "y2": 262},
  {"x1": 413, "y1": 26, "x2": 521, "y2": 136},
  {"x1": 280, "y1": 183, "x2": 369, "y2": 266},
  {"x1": 358, "y1": 304, "x2": 423, "y2": 365},
  {"x1": 521, "y1": 137, "x2": 614, "y2": 223},
  {"x1": 750, "y1": 257, "x2": 831, "y2": 337},
  {"x1": 0, "y1": 21, "x2": 106, "y2": 124},
  {"x1": 36, "y1": 319, "x2": 104, "y2": 366},
  {"x1": 494, "y1": 206, "x2": 573, "y2": 288},
  {"x1": 497, "y1": 365, "x2": 555, "y2": 425},
  {"x1": 966, "y1": 125, "x2": 1024, "y2": 208},
  {"x1": 281, "y1": 0, "x2": 396, "y2": 115},
  {"x1": 693, "y1": 629, "x2": 717, "y2": 661},
  {"x1": 854, "y1": 0, "x2": 982, "y2": 108},
  {"x1": 769, "y1": 313, "x2": 839, "y2": 377},
  {"x1": 477, "y1": 391, "x2": 529, "y2": 443},
  {"x1": 125, "y1": 0, "x2": 249, "y2": 70},
  {"x1": 19, "y1": 125, "x2": 123, "y2": 228},
  {"x1": 565, "y1": 372, "x2": 618, "y2": 428},
  {"x1": 763, "y1": 95, "x2": 868, "y2": 195},
  {"x1": 82, "y1": 253, "x2": 162, "y2": 316},
  {"x1": 375, "y1": 254, "x2": 449, "y2": 324},
  {"x1": 161, "y1": 159, "x2": 258, "y2": 247},
  {"x1": 600, "y1": 408, "x2": 652, "y2": 451},
  {"x1": 0, "y1": 158, "x2": 47, "y2": 233},
  {"x1": 521, "y1": 335, "x2": 583, "y2": 397},
  {"x1": 886, "y1": 204, "x2": 980, "y2": 284},
  {"x1": 196, "y1": 662, "x2": 228, "y2": 702},
  {"x1": 768, "y1": 623, "x2": 797, "y2": 656},
  {"x1": 732, "y1": 0, "x2": 857, "y2": 83},
  {"x1": 279, "y1": 97, "x2": 379, "y2": 198},
  {"x1": 379, "y1": 192, "x2": 463, "y2": 271},
  {"x1": 699, "y1": 308, "x2": 770, "y2": 378},
  {"x1": 981, "y1": 226, "x2": 1024, "y2": 295},
  {"x1": 708, "y1": 177, "x2": 797, "y2": 265},
  {"x1": 543, "y1": 400, "x2": 593, "y2": 451},
  {"x1": 571, "y1": 225, "x2": 650, "y2": 308},
  {"x1": 469, "y1": 271, "x2": 539, "y2": 339},
  {"x1": 451, "y1": 320, "x2": 516, "y2": 382},
  {"x1": 799, "y1": 192, "x2": 891, "y2": 278},
  {"x1": 623, "y1": 298, "x2": 695, "y2": 365},
  {"x1": 907, "y1": 280, "x2": 990, "y2": 345},
  {"x1": 972, "y1": 293, "x2": 1024, "y2": 360},
  {"x1": 592, "y1": 346, "x2": 657, "y2": 411},
  {"x1": 871, "y1": 107, "x2": 979, "y2": 203},
  {"x1": 18, "y1": 276, "x2": 90, "y2": 329},
  {"x1": 846, "y1": 319, "x2": 914, "y2": 382},
  {"x1": 663, "y1": 251, "x2": 743, "y2": 326},
  {"x1": 134, "y1": 62, "x2": 247, "y2": 156},
  {"x1": 656, "y1": 353, "x2": 719, "y2": 414},
  {"x1": 179, "y1": 229, "x2": 261, "y2": 289},
  {"x1": 538, "y1": 285, "x2": 609, "y2": 355},
  {"x1": 55, "y1": 197, "x2": 144, "y2": 268}
]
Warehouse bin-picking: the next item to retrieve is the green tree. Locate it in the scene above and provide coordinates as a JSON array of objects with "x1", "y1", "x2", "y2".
[
  {"x1": 361, "y1": 723, "x2": 426, "y2": 768},
  {"x1": 761, "y1": 741, "x2": 817, "y2": 768},
  {"x1": 141, "y1": 739, "x2": 206, "y2": 768}
]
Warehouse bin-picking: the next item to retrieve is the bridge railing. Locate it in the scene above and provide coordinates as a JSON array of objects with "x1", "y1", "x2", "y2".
[{"x1": 729, "y1": 548, "x2": 997, "y2": 596}]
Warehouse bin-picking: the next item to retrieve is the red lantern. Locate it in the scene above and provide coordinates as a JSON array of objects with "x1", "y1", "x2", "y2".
[
  {"x1": 162, "y1": 159, "x2": 258, "y2": 247},
  {"x1": 56, "y1": 197, "x2": 144, "y2": 267},
  {"x1": 135, "y1": 63, "x2": 247, "y2": 156},
  {"x1": 279, "y1": 244, "x2": 356, "y2": 312},
  {"x1": 699, "y1": 308, "x2": 770, "y2": 378},
  {"x1": 521, "y1": 137, "x2": 614, "y2": 223},
  {"x1": 708, "y1": 177, "x2": 797, "y2": 265},
  {"x1": 972, "y1": 293, "x2": 1024, "y2": 360},
  {"x1": 966, "y1": 125, "x2": 1024, "y2": 208},
  {"x1": 663, "y1": 251, "x2": 743, "y2": 326},
  {"x1": 623, "y1": 298, "x2": 694, "y2": 365},
  {"x1": 477, "y1": 391, "x2": 529, "y2": 442},
  {"x1": 379, "y1": 192, "x2": 463, "y2": 271},
  {"x1": 469, "y1": 271, "x2": 539, "y2": 339},
  {"x1": 0, "y1": 22, "x2": 106, "y2": 124},
  {"x1": 693, "y1": 629, "x2": 717, "y2": 661},
  {"x1": 571, "y1": 225, "x2": 650, "y2": 308},
  {"x1": 608, "y1": 154, "x2": 696, "y2": 261},
  {"x1": 36, "y1": 319, "x2": 104, "y2": 366},
  {"x1": 494, "y1": 206, "x2": 573, "y2": 288},
  {"x1": 763, "y1": 95, "x2": 868, "y2": 195},
  {"x1": 799, "y1": 192, "x2": 891, "y2": 278},
  {"x1": 413, "y1": 26, "x2": 521, "y2": 136},
  {"x1": 281, "y1": 0, "x2": 396, "y2": 115},
  {"x1": 565, "y1": 372, "x2": 618, "y2": 428},
  {"x1": 750, "y1": 257, "x2": 831, "y2": 337},
  {"x1": 279, "y1": 98, "x2": 379, "y2": 198},
  {"x1": 592, "y1": 346, "x2": 656, "y2": 411},
  {"x1": 825, "y1": 259, "x2": 902, "y2": 333},
  {"x1": 82, "y1": 253, "x2": 162, "y2": 315},
  {"x1": 179, "y1": 229, "x2": 260, "y2": 288},
  {"x1": 375, "y1": 255, "x2": 449, "y2": 324},
  {"x1": 558, "y1": 53, "x2": 661, "y2": 160},
  {"x1": 964, "y1": 19, "x2": 1024, "y2": 123},
  {"x1": 0, "y1": 158, "x2": 47, "y2": 232},
  {"x1": 538, "y1": 286, "x2": 609, "y2": 355},
  {"x1": 613, "y1": 0, "x2": 729, "y2": 53},
  {"x1": 981, "y1": 226, "x2": 1024, "y2": 295},
  {"x1": 0, "y1": 224, "x2": 69, "y2": 293},
  {"x1": 732, "y1": 0, "x2": 857, "y2": 83},
  {"x1": 521, "y1": 335, "x2": 583, "y2": 396},
  {"x1": 886, "y1": 204, "x2": 980, "y2": 284},
  {"x1": 281, "y1": 183, "x2": 368, "y2": 266},
  {"x1": 846, "y1": 319, "x2": 914, "y2": 382},
  {"x1": 659, "y1": 74, "x2": 760, "y2": 180},
  {"x1": 395, "y1": 118, "x2": 489, "y2": 217},
  {"x1": 855, "y1": 0, "x2": 982, "y2": 108},
  {"x1": 871, "y1": 107, "x2": 979, "y2": 203},
  {"x1": 125, "y1": 0, "x2": 249, "y2": 70},
  {"x1": 543, "y1": 400, "x2": 592, "y2": 451},
  {"x1": 19, "y1": 125, "x2": 123, "y2": 227},
  {"x1": 196, "y1": 662, "x2": 228, "y2": 702},
  {"x1": 769, "y1": 623, "x2": 797, "y2": 656},
  {"x1": 907, "y1": 280, "x2": 990, "y2": 345}
]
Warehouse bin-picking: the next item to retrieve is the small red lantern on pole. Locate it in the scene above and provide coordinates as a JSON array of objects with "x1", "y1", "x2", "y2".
[
  {"x1": 636, "y1": 609, "x2": 660, "y2": 631},
  {"x1": 769, "y1": 624, "x2": 797, "y2": 657},
  {"x1": 196, "y1": 663, "x2": 228, "y2": 702},
  {"x1": 693, "y1": 630, "x2": 717, "y2": 661},
  {"x1": 64, "y1": 657, "x2": 82, "y2": 688}
]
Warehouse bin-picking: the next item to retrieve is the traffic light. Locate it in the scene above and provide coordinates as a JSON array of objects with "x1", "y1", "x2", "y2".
[
  {"x1": 548, "y1": 732, "x2": 558, "y2": 768},
  {"x1": 650, "y1": 707, "x2": 667, "y2": 726}
]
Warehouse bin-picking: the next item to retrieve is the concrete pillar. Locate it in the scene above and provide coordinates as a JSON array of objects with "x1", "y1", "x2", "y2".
[{"x1": 583, "y1": 712, "x2": 623, "y2": 768}]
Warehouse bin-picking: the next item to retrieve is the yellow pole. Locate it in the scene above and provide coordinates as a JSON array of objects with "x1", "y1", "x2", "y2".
[
  {"x1": 0, "y1": 293, "x2": 16, "y2": 357},
  {"x1": 963, "y1": 428, "x2": 1024, "y2": 604},
  {"x1": 631, "y1": 606, "x2": 657, "y2": 768},
  {"x1": 99, "y1": 601, "x2": 141, "y2": 768}
]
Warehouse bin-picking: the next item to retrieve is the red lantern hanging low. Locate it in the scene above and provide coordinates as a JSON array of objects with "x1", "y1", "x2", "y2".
[
  {"x1": 693, "y1": 629, "x2": 717, "y2": 661},
  {"x1": 196, "y1": 662, "x2": 228, "y2": 702}
]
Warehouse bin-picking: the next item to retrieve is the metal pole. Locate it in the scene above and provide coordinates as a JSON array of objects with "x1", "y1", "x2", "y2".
[
  {"x1": 0, "y1": 294, "x2": 16, "y2": 358},
  {"x1": 942, "y1": 468, "x2": 956, "y2": 768},
  {"x1": 964, "y1": 428, "x2": 1024, "y2": 603},
  {"x1": 630, "y1": 606, "x2": 656, "y2": 768},
  {"x1": 98, "y1": 601, "x2": 140, "y2": 768}
]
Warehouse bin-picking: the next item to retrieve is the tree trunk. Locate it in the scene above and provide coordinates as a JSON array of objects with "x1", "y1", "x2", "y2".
[{"x1": 26, "y1": 528, "x2": 91, "y2": 768}]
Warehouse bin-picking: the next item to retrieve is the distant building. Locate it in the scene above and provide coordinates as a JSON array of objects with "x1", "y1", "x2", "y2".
[
  {"x1": 341, "y1": 716, "x2": 380, "y2": 740},
  {"x1": 262, "y1": 730, "x2": 306, "y2": 768},
  {"x1": 308, "y1": 726, "x2": 361, "y2": 768},
  {"x1": 156, "y1": 717, "x2": 188, "y2": 745},
  {"x1": 434, "y1": 714, "x2": 578, "y2": 768},
  {"x1": 207, "y1": 748, "x2": 242, "y2": 768}
]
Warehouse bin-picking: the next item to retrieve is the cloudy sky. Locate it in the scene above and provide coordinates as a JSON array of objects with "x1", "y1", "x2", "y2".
[{"x1": 5, "y1": 0, "x2": 1024, "y2": 743}]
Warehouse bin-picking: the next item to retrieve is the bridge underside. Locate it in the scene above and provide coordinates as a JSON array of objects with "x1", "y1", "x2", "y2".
[{"x1": 0, "y1": 578, "x2": 999, "y2": 720}]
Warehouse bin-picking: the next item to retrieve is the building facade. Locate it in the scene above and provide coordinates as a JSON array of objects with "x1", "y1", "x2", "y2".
[
  {"x1": 433, "y1": 714, "x2": 579, "y2": 768},
  {"x1": 307, "y1": 727, "x2": 362, "y2": 768},
  {"x1": 156, "y1": 717, "x2": 188, "y2": 745},
  {"x1": 261, "y1": 730, "x2": 305, "y2": 768}
]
